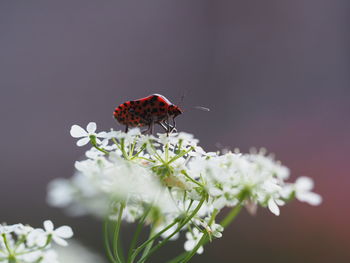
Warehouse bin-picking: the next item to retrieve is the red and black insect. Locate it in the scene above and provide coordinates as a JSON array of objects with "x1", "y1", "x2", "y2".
[{"x1": 113, "y1": 94, "x2": 183, "y2": 133}]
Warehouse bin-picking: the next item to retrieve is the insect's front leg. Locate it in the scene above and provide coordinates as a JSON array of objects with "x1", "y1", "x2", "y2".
[
  {"x1": 170, "y1": 117, "x2": 176, "y2": 133},
  {"x1": 160, "y1": 120, "x2": 177, "y2": 134},
  {"x1": 125, "y1": 124, "x2": 129, "y2": 133},
  {"x1": 158, "y1": 121, "x2": 172, "y2": 133}
]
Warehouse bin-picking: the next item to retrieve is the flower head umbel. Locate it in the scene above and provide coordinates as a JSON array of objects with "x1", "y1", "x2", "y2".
[
  {"x1": 48, "y1": 121, "x2": 322, "y2": 261},
  {"x1": 0, "y1": 221, "x2": 73, "y2": 263}
]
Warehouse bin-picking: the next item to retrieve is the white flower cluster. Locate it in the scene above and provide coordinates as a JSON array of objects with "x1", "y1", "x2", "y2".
[
  {"x1": 0, "y1": 220, "x2": 73, "y2": 263},
  {"x1": 47, "y1": 122, "x2": 322, "y2": 254}
]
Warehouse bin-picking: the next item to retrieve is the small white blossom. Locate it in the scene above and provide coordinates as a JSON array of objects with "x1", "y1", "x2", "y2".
[
  {"x1": 282, "y1": 177, "x2": 322, "y2": 206},
  {"x1": 184, "y1": 229, "x2": 204, "y2": 254},
  {"x1": 70, "y1": 122, "x2": 106, "y2": 146},
  {"x1": 42, "y1": 220, "x2": 73, "y2": 246}
]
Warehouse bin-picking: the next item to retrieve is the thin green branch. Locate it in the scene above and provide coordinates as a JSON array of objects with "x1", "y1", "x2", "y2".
[
  {"x1": 166, "y1": 202, "x2": 243, "y2": 263},
  {"x1": 127, "y1": 206, "x2": 153, "y2": 263},
  {"x1": 128, "y1": 220, "x2": 179, "y2": 263},
  {"x1": 137, "y1": 195, "x2": 206, "y2": 263},
  {"x1": 103, "y1": 218, "x2": 118, "y2": 263},
  {"x1": 113, "y1": 204, "x2": 125, "y2": 263}
]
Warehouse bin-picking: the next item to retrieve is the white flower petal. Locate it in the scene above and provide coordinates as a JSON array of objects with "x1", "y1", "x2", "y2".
[
  {"x1": 70, "y1": 125, "x2": 87, "y2": 138},
  {"x1": 196, "y1": 246, "x2": 204, "y2": 254},
  {"x1": 77, "y1": 137, "x2": 90, "y2": 147},
  {"x1": 54, "y1": 226, "x2": 73, "y2": 238},
  {"x1": 36, "y1": 234, "x2": 48, "y2": 247},
  {"x1": 296, "y1": 177, "x2": 314, "y2": 191},
  {"x1": 52, "y1": 236, "x2": 68, "y2": 246},
  {"x1": 97, "y1": 131, "x2": 107, "y2": 138},
  {"x1": 86, "y1": 122, "x2": 97, "y2": 133},
  {"x1": 213, "y1": 231, "x2": 222, "y2": 238},
  {"x1": 184, "y1": 240, "x2": 195, "y2": 251},
  {"x1": 268, "y1": 198, "x2": 280, "y2": 216},
  {"x1": 44, "y1": 220, "x2": 54, "y2": 232},
  {"x1": 297, "y1": 192, "x2": 322, "y2": 206}
]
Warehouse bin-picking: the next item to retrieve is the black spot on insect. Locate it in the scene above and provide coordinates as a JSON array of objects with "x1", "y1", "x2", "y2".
[
  {"x1": 160, "y1": 108, "x2": 165, "y2": 112},
  {"x1": 130, "y1": 101, "x2": 135, "y2": 105},
  {"x1": 123, "y1": 103, "x2": 128, "y2": 107},
  {"x1": 143, "y1": 100, "x2": 149, "y2": 106},
  {"x1": 151, "y1": 95, "x2": 158, "y2": 102},
  {"x1": 159, "y1": 102, "x2": 165, "y2": 106},
  {"x1": 152, "y1": 108, "x2": 158, "y2": 113},
  {"x1": 118, "y1": 106, "x2": 122, "y2": 109}
]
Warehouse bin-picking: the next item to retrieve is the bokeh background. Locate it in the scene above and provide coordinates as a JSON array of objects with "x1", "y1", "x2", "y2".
[{"x1": 1, "y1": 1, "x2": 349, "y2": 262}]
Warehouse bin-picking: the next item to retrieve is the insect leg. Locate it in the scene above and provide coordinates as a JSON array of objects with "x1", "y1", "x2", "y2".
[
  {"x1": 158, "y1": 121, "x2": 169, "y2": 132},
  {"x1": 141, "y1": 123, "x2": 150, "y2": 134},
  {"x1": 141, "y1": 120, "x2": 155, "y2": 135},
  {"x1": 160, "y1": 120, "x2": 177, "y2": 134},
  {"x1": 149, "y1": 121, "x2": 154, "y2": 135},
  {"x1": 170, "y1": 117, "x2": 176, "y2": 133},
  {"x1": 125, "y1": 125, "x2": 129, "y2": 133}
]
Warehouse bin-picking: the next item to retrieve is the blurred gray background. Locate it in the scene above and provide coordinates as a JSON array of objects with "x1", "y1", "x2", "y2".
[{"x1": 1, "y1": 0, "x2": 349, "y2": 262}]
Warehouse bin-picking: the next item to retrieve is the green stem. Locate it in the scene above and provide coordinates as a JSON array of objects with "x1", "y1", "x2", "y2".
[
  {"x1": 93, "y1": 145, "x2": 109, "y2": 155},
  {"x1": 128, "y1": 220, "x2": 179, "y2": 263},
  {"x1": 138, "y1": 226, "x2": 156, "y2": 263},
  {"x1": 117, "y1": 235, "x2": 126, "y2": 263},
  {"x1": 104, "y1": 218, "x2": 118, "y2": 263},
  {"x1": 167, "y1": 147, "x2": 194, "y2": 165},
  {"x1": 166, "y1": 203, "x2": 243, "y2": 263},
  {"x1": 127, "y1": 207, "x2": 152, "y2": 262},
  {"x1": 221, "y1": 203, "x2": 243, "y2": 228},
  {"x1": 130, "y1": 144, "x2": 146, "y2": 160},
  {"x1": 165, "y1": 143, "x2": 169, "y2": 162},
  {"x1": 180, "y1": 208, "x2": 219, "y2": 263},
  {"x1": 181, "y1": 170, "x2": 204, "y2": 188},
  {"x1": 113, "y1": 204, "x2": 125, "y2": 263},
  {"x1": 137, "y1": 196, "x2": 206, "y2": 263},
  {"x1": 8, "y1": 255, "x2": 17, "y2": 263},
  {"x1": 149, "y1": 143, "x2": 165, "y2": 164},
  {"x1": 129, "y1": 141, "x2": 136, "y2": 158},
  {"x1": 2, "y1": 234, "x2": 12, "y2": 254},
  {"x1": 120, "y1": 138, "x2": 129, "y2": 159},
  {"x1": 89, "y1": 135, "x2": 109, "y2": 155}
]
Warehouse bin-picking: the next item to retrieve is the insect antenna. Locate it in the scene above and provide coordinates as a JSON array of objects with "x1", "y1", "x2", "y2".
[{"x1": 193, "y1": 106, "x2": 210, "y2": 112}]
